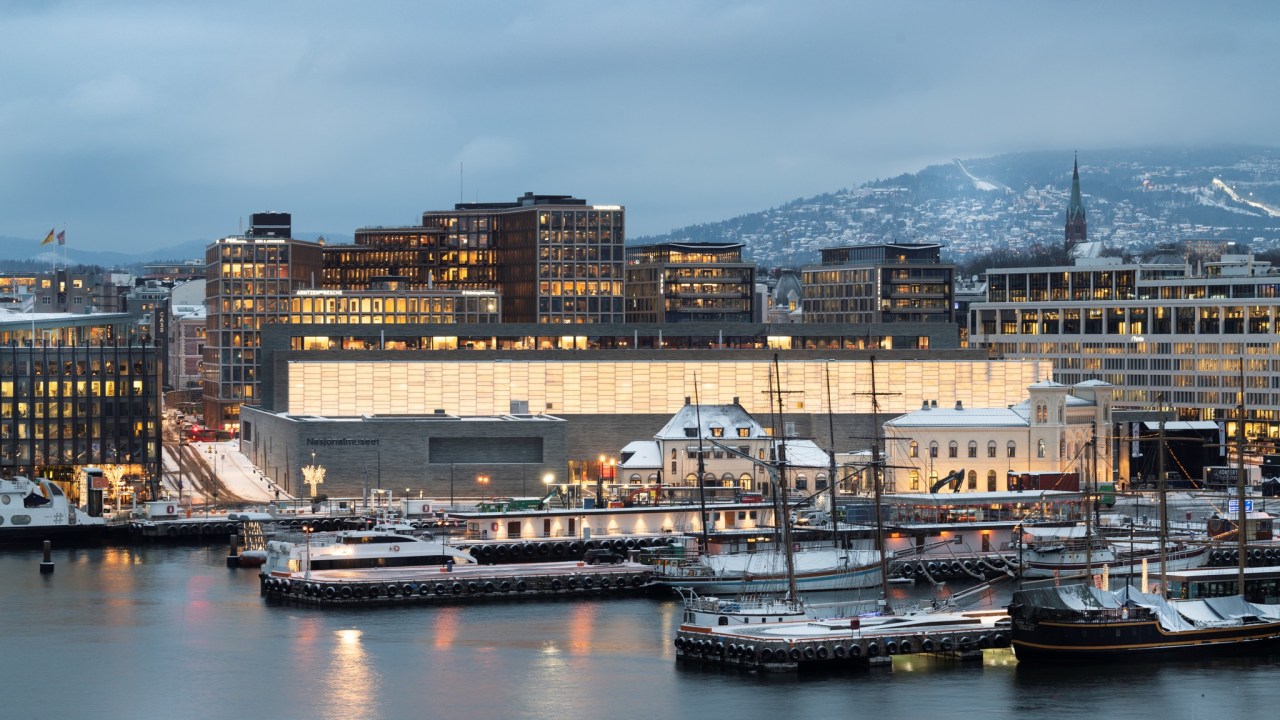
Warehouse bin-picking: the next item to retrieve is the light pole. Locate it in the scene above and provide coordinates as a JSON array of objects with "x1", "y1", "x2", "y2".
[
  {"x1": 597, "y1": 454, "x2": 605, "y2": 507},
  {"x1": 477, "y1": 474, "x2": 490, "y2": 499},
  {"x1": 450, "y1": 463, "x2": 455, "y2": 509},
  {"x1": 303, "y1": 524, "x2": 313, "y2": 580}
]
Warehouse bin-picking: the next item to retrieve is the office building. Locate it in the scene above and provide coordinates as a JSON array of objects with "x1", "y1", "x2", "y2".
[
  {"x1": 969, "y1": 252, "x2": 1280, "y2": 442},
  {"x1": 801, "y1": 243, "x2": 955, "y2": 326},
  {"x1": 624, "y1": 242, "x2": 755, "y2": 324}
]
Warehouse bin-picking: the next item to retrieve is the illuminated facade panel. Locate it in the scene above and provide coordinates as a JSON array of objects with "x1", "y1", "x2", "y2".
[
  {"x1": 802, "y1": 243, "x2": 955, "y2": 324},
  {"x1": 625, "y1": 242, "x2": 755, "y2": 324},
  {"x1": 283, "y1": 357, "x2": 1047, "y2": 421}
]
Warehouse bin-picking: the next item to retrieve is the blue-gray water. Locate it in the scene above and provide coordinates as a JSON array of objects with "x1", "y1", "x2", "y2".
[{"x1": 7, "y1": 545, "x2": 1280, "y2": 720}]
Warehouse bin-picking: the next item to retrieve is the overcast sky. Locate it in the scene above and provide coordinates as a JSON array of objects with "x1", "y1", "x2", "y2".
[{"x1": 2, "y1": 1, "x2": 1278, "y2": 254}]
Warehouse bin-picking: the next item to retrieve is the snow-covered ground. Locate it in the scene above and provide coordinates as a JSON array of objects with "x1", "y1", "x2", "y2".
[{"x1": 159, "y1": 440, "x2": 293, "y2": 504}]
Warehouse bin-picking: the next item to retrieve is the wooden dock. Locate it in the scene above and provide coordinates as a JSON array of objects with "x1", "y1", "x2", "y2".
[
  {"x1": 674, "y1": 610, "x2": 1011, "y2": 671},
  {"x1": 260, "y1": 560, "x2": 654, "y2": 606}
]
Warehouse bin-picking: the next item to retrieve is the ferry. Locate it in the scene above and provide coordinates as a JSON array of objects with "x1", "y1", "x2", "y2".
[
  {"x1": 0, "y1": 475, "x2": 106, "y2": 545},
  {"x1": 262, "y1": 527, "x2": 475, "y2": 578}
]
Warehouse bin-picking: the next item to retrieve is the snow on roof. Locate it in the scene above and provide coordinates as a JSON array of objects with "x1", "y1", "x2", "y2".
[
  {"x1": 619, "y1": 440, "x2": 661, "y2": 469},
  {"x1": 654, "y1": 402, "x2": 766, "y2": 441},
  {"x1": 777, "y1": 439, "x2": 830, "y2": 469},
  {"x1": 885, "y1": 406, "x2": 1029, "y2": 429}
]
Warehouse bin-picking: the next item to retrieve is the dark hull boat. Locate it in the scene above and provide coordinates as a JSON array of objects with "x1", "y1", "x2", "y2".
[{"x1": 1008, "y1": 584, "x2": 1280, "y2": 663}]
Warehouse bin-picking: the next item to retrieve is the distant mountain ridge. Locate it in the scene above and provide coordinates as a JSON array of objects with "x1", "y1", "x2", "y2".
[
  {"x1": 0, "y1": 232, "x2": 352, "y2": 271},
  {"x1": 635, "y1": 146, "x2": 1280, "y2": 268}
]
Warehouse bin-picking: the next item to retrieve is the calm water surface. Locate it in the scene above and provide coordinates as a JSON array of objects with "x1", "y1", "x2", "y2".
[{"x1": 6, "y1": 545, "x2": 1280, "y2": 720}]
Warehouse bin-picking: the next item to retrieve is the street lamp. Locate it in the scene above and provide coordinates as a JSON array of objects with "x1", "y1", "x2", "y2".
[
  {"x1": 303, "y1": 524, "x2": 313, "y2": 580},
  {"x1": 597, "y1": 454, "x2": 606, "y2": 506},
  {"x1": 477, "y1": 474, "x2": 490, "y2": 498}
]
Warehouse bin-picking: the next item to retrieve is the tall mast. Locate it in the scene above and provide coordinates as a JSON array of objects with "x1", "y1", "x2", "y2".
[
  {"x1": 1084, "y1": 421, "x2": 1094, "y2": 579},
  {"x1": 1158, "y1": 394, "x2": 1168, "y2": 595},
  {"x1": 770, "y1": 354, "x2": 799, "y2": 601},
  {"x1": 693, "y1": 375, "x2": 710, "y2": 556},
  {"x1": 869, "y1": 356, "x2": 891, "y2": 613},
  {"x1": 825, "y1": 362, "x2": 841, "y2": 548},
  {"x1": 1237, "y1": 363, "x2": 1248, "y2": 596}
]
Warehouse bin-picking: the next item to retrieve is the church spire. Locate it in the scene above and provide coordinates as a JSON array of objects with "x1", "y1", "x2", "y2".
[{"x1": 1065, "y1": 153, "x2": 1087, "y2": 254}]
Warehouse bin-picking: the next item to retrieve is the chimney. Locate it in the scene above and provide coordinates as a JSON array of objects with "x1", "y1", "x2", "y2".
[
  {"x1": 955, "y1": 401, "x2": 964, "y2": 411},
  {"x1": 685, "y1": 396, "x2": 691, "y2": 405},
  {"x1": 931, "y1": 400, "x2": 938, "y2": 409},
  {"x1": 922, "y1": 401, "x2": 929, "y2": 410}
]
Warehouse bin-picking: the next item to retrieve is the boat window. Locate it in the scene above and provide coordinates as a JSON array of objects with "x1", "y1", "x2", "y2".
[
  {"x1": 11, "y1": 514, "x2": 31, "y2": 525},
  {"x1": 48, "y1": 483, "x2": 65, "y2": 496}
]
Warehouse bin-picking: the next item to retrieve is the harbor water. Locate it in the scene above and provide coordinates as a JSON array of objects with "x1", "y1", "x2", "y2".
[{"x1": 7, "y1": 545, "x2": 1280, "y2": 720}]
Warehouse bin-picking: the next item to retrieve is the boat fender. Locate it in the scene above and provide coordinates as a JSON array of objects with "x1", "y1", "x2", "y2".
[
  {"x1": 758, "y1": 648, "x2": 773, "y2": 662},
  {"x1": 1252, "y1": 549, "x2": 1263, "y2": 561},
  {"x1": 833, "y1": 645, "x2": 846, "y2": 658},
  {"x1": 418, "y1": 584, "x2": 432, "y2": 597},
  {"x1": 926, "y1": 562, "x2": 938, "y2": 575},
  {"x1": 167, "y1": 526, "x2": 179, "y2": 536},
  {"x1": 741, "y1": 645, "x2": 755, "y2": 660},
  {"x1": 466, "y1": 582, "x2": 479, "y2": 594},
  {"x1": 789, "y1": 647, "x2": 802, "y2": 661},
  {"x1": 451, "y1": 582, "x2": 464, "y2": 595},
  {"x1": 600, "y1": 577, "x2": 612, "y2": 590},
  {"x1": 674, "y1": 637, "x2": 685, "y2": 650},
  {"x1": 434, "y1": 583, "x2": 447, "y2": 595},
  {"x1": 581, "y1": 577, "x2": 595, "y2": 589},
  {"x1": 386, "y1": 584, "x2": 399, "y2": 597},
  {"x1": 884, "y1": 639, "x2": 897, "y2": 655},
  {"x1": 499, "y1": 580, "x2": 512, "y2": 593},
  {"x1": 921, "y1": 637, "x2": 935, "y2": 652},
  {"x1": 991, "y1": 634, "x2": 1008, "y2": 648},
  {"x1": 403, "y1": 583, "x2": 415, "y2": 596},
  {"x1": 339, "y1": 586, "x2": 353, "y2": 599},
  {"x1": 568, "y1": 542, "x2": 583, "y2": 555},
  {"x1": 898, "y1": 639, "x2": 913, "y2": 654},
  {"x1": 816, "y1": 646, "x2": 829, "y2": 659},
  {"x1": 714, "y1": 642, "x2": 725, "y2": 655},
  {"x1": 978, "y1": 634, "x2": 991, "y2": 649},
  {"x1": 727, "y1": 643, "x2": 739, "y2": 656},
  {"x1": 958, "y1": 636, "x2": 972, "y2": 650},
  {"x1": 940, "y1": 637, "x2": 954, "y2": 651},
  {"x1": 802, "y1": 646, "x2": 816, "y2": 660},
  {"x1": 514, "y1": 580, "x2": 527, "y2": 593},
  {"x1": 523, "y1": 544, "x2": 537, "y2": 557},
  {"x1": 537, "y1": 543, "x2": 551, "y2": 556},
  {"x1": 552, "y1": 542, "x2": 566, "y2": 556},
  {"x1": 631, "y1": 575, "x2": 644, "y2": 588},
  {"x1": 566, "y1": 576, "x2": 580, "y2": 590},
  {"x1": 866, "y1": 643, "x2": 879, "y2": 658},
  {"x1": 495, "y1": 544, "x2": 509, "y2": 557},
  {"x1": 624, "y1": 538, "x2": 637, "y2": 549},
  {"x1": 483, "y1": 582, "x2": 497, "y2": 594},
  {"x1": 550, "y1": 579, "x2": 563, "y2": 591}
]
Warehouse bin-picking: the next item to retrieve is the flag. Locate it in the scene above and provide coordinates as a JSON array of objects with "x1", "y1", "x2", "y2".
[
  {"x1": 56, "y1": 230, "x2": 65, "y2": 246},
  {"x1": 41, "y1": 228, "x2": 55, "y2": 245}
]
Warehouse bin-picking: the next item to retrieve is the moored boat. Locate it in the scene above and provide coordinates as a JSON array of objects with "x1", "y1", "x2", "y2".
[
  {"x1": 653, "y1": 544, "x2": 881, "y2": 594},
  {"x1": 0, "y1": 475, "x2": 106, "y2": 546},
  {"x1": 1008, "y1": 583, "x2": 1280, "y2": 662},
  {"x1": 1018, "y1": 523, "x2": 1209, "y2": 579},
  {"x1": 262, "y1": 527, "x2": 475, "y2": 578}
]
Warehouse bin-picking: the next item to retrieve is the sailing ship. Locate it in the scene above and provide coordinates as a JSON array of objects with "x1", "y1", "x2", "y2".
[
  {"x1": 667, "y1": 356, "x2": 890, "y2": 625},
  {"x1": 1009, "y1": 389, "x2": 1280, "y2": 662},
  {"x1": 1017, "y1": 523, "x2": 1209, "y2": 579}
]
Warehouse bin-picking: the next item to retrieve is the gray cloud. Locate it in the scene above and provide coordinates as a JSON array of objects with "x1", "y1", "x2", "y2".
[{"x1": 1, "y1": 0, "x2": 1277, "y2": 253}]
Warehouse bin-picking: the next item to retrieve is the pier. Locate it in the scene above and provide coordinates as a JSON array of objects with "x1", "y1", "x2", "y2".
[
  {"x1": 261, "y1": 560, "x2": 654, "y2": 606},
  {"x1": 674, "y1": 610, "x2": 1011, "y2": 672}
]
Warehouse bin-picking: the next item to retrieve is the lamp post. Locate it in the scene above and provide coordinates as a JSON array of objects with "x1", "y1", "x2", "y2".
[
  {"x1": 303, "y1": 523, "x2": 313, "y2": 580},
  {"x1": 450, "y1": 463, "x2": 455, "y2": 509},
  {"x1": 477, "y1": 474, "x2": 490, "y2": 499},
  {"x1": 597, "y1": 454, "x2": 605, "y2": 507}
]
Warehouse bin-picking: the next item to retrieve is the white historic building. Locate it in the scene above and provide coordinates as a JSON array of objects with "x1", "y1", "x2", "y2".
[
  {"x1": 618, "y1": 399, "x2": 831, "y2": 500},
  {"x1": 882, "y1": 380, "x2": 1115, "y2": 494}
]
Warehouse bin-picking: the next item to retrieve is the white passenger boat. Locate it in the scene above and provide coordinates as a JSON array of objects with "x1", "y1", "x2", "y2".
[
  {"x1": 0, "y1": 475, "x2": 106, "y2": 545},
  {"x1": 262, "y1": 527, "x2": 475, "y2": 578}
]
